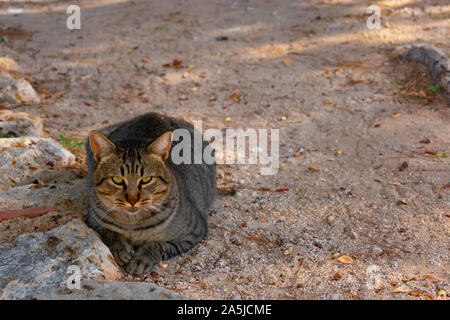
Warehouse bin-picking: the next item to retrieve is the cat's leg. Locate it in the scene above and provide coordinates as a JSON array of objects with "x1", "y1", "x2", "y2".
[
  {"x1": 102, "y1": 230, "x2": 135, "y2": 267},
  {"x1": 124, "y1": 240, "x2": 196, "y2": 275}
]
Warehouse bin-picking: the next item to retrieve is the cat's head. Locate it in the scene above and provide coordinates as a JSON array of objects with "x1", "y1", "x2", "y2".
[{"x1": 88, "y1": 131, "x2": 173, "y2": 217}]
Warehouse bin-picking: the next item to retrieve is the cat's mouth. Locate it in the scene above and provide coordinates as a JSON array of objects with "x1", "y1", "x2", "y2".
[{"x1": 128, "y1": 207, "x2": 139, "y2": 213}]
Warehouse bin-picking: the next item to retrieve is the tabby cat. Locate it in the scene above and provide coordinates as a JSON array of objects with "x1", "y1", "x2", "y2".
[{"x1": 86, "y1": 112, "x2": 216, "y2": 275}]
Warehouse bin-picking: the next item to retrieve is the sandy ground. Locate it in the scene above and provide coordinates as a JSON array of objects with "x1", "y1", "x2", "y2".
[{"x1": 0, "y1": 0, "x2": 449, "y2": 299}]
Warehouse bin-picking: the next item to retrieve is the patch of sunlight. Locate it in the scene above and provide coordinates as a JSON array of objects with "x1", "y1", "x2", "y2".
[
  {"x1": 0, "y1": 0, "x2": 130, "y2": 15},
  {"x1": 210, "y1": 23, "x2": 268, "y2": 37},
  {"x1": 238, "y1": 18, "x2": 448, "y2": 61},
  {"x1": 376, "y1": 0, "x2": 419, "y2": 8}
]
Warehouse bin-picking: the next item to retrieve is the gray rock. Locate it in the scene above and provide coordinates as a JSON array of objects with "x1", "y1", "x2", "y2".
[
  {"x1": 0, "y1": 219, "x2": 122, "y2": 299},
  {"x1": 0, "y1": 57, "x2": 19, "y2": 72},
  {"x1": 35, "y1": 279, "x2": 185, "y2": 300},
  {"x1": 0, "y1": 72, "x2": 14, "y2": 88},
  {"x1": 0, "y1": 219, "x2": 184, "y2": 300},
  {"x1": 0, "y1": 78, "x2": 40, "y2": 104},
  {"x1": 0, "y1": 137, "x2": 75, "y2": 190},
  {"x1": 398, "y1": 44, "x2": 450, "y2": 102},
  {"x1": 0, "y1": 110, "x2": 44, "y2": 137}
]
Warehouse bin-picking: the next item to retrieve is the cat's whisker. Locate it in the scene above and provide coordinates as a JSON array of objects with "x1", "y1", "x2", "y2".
[
  {"x1": 97, "y1": 205, "x2": 117, "y2": 218},
  {"x1": 148, "y1": 204, "x2": 170, "y2": 215}
]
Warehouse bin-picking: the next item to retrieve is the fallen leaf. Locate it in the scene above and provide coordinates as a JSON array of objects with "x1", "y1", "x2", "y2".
[
  {"x1": 424, "y1": 274, "x2": 441, "y2": 282},
  {"x1": 162, "y1": 59, "x2": 182, "y2": 68},
  {"x1": 332, "y1": 272, "x2": 345, "y2": 280},
  {"x1": 308, "y1": 166, "x2": 321, "y2": 172},
  {"x1": 314, "y1": 242, "x2": 323, "y2": 249},
  {"x1": 409, "y1": 291, "x2": 422, "y2": 297},
  {"x1": 337, "y1": 255, "x2": 354, "y2": 264},
  {"x1": 276, "y1": 188, "x2": 289, "y2": 192},
  {"x1": 398, "y1": 199, "x2": 408, "y2": 205},
  {"x1": 0, "y1": 206, "x2": 57, "y2": 222},
  {"x1": 392, "y1": 285, "x2": 409, "y2": 293},
  {"x1": 282, "y1": 57, "x2": 292, "y2": 65},
  {"x1": 398, "y1": 161, "x2": 408, "y2": 171},
  {"x1": 425, "y1": 151, "x2": 437, "y2": 155},
  {"x1": 390, "y1": 113, "x2": 400, "y2": 118},
  {"x1": 283, "y1": 249, "x2": 292, "y2": 255}
]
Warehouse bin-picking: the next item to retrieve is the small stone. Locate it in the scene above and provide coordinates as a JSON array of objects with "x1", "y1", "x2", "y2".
[
  {"x1": 0, "y1": 110, "x2": 44, "y2": 137},
  {"x1": 0, "y1": 137, "x2": 75, "y2": 190},
  {"x1": 326, "y1": 215, "x2": 335, "y2": 224},
  {"x1": 0, "y1": 78, "x2": 40, "y2": 104},
  {"x1": 0, "y1": 57, "x2": 20, "y2": 72}
]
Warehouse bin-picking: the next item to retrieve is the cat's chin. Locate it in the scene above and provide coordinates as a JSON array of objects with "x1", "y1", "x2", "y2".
[{"x1": 119, "y1": 207, "x2": 142, "y2": 214}]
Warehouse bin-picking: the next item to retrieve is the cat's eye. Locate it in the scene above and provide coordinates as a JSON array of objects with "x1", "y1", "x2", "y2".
[
  {"x1": 141, "y1": 176, "x2": 152, "y2": 184},
  {"x1": 112, "y1": 176, "x2": 124, "y2": 185}
]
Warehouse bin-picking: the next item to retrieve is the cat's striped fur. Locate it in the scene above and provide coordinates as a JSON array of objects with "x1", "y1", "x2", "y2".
[{"x1": 86, "y1": 113, "x2": 216, "y2": 275}]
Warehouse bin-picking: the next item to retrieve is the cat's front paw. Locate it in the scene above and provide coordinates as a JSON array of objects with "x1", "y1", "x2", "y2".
[
  {"x1": 123, "y1": 248, "x2": 160, "y2": 275},
  {"x1": 110, "y1": 240, "x2": 135, "y2": 267}
]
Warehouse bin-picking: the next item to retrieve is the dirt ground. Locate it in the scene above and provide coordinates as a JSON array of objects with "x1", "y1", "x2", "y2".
[{"x1": 0, "y1": 0, "x2": 448, "y2": 299}]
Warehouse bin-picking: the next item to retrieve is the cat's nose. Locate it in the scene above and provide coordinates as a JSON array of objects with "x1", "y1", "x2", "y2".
[{"x1": 126, "y1": 194, "x2": 139, "y2": 206}]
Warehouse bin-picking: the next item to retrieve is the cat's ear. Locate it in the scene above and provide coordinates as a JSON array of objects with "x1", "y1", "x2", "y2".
[
  {"x1": 147, "y1": 131, "x2": 173, "y2": 160},
  {"x1": 89, "y1": 131, "x2": 116, "y2": 161}
]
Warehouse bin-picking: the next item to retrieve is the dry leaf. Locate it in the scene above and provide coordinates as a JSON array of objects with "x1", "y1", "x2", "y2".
[
  {"x1": 392, "y1": 285, "x2": 409, "y2": 293},
  {"x1": 308, "y1": 166, "x2": 321, "y2": 172},
  {"x1": 424, "y1": 274, "x2": 441, "y2": 282},
  {"x1": 282, "y1": 57, "x2": 292, "y2": 65},
  {"x1": 337, "y1": 255, "x2": 354, "y2": 264},
  {"x1": 0, "y1": 206, "x2": 57, "y2": 222}
]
